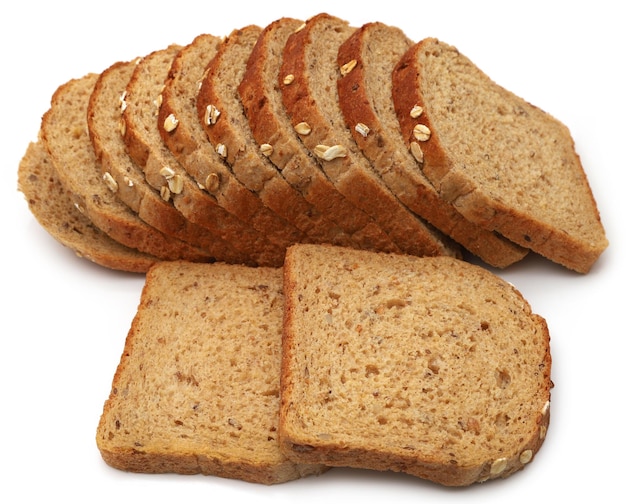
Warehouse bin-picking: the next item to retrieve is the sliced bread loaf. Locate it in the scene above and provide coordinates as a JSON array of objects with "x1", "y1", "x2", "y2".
[
  {"x1": 40, "y1": 73, "x2": 213, "y2": 263},
  {"x1": 392, "y1": 38, "x2": 608, "y2": 273},
  {"x1": 337, "y1": 23, "x2": 528, "y2": 268},
  {"x1": 96, "y1": 260, "x2": 327, "y2": 484},
  {"x1": 18, "y1": 141, "x2": 157, "y2": 272},
  {"x1": 123, "y1": 44, "x2": 285, "y2": 267},
  {"x1": 196, "y1": 24, "x2": 353, "y2": 248},
  {"x1": 87, "y1": 59, "x2": 248, "y2": 265},
  {"x1": 280, "y1": 243, "x2": 552, "y2": 486},
  {"x1": 238, "y1": 17, "x2": 400, "y2": 254},
  {"x1": 279, "y1": 13, "x2": 460, "y2": 259}
]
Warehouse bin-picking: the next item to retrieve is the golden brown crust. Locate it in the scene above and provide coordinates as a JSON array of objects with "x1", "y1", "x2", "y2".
[{"x1": 337, "y1": 24, "x2": 527, "y2": 268}]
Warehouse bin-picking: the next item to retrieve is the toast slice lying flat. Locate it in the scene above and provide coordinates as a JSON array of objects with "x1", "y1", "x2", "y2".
[
  {"x1": 18, "y1": 141, "x2": 157, "y2": 272},
  {"x1": 392, "y1": 38, "x2": 608, "y2": 273},
  {"x1": 96, "y1": 260, "x2": 327, "y2": 484},
  {"x1": 280, "y1": 243, "x2": 552, "y2": 486},
  {"x1": 337, "y1": 22, "x2": 528, "y2": 268}
]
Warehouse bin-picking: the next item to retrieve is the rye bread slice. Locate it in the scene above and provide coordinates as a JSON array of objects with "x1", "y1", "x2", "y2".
[
  {"x1": 238, "y1": 17, "x2": 400, "y2": 254},
  {"x1": 392, "y1": 38, "x2": 608, "y2": 273},
  {"x1": 18, "y1": 140, "x2": 157, "y2": 273},
  {"x1": 40, "y1": 73, "x2": 213, "y2": 263},
  {"x1": 87, "y1": 58, "x2": 248, "y2": 265},
  {"x1": 279, "y1": 13, "x2": 460, "y2": 259},
  {"x1": 337, "y1": 23, "x2": 528, "y2": 268}
]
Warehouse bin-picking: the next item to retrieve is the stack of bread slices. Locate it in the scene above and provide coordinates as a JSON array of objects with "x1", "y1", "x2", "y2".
[{"x1": 18, "y1": 13, "x2": 607, "y2": 274}]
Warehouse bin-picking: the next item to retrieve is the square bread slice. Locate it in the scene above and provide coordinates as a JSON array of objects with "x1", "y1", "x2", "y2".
[
  {"x1": 280, "y1": 244, "x2": 552, "y2": 486},
  {"x1": 96, "y1": 261, "x2": 326, "y2": 484}
]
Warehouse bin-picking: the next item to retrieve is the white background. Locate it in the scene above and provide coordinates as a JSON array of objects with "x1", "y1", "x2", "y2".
[{"x1": 2, "y1": 1, "x2": 623, "y2": 502}]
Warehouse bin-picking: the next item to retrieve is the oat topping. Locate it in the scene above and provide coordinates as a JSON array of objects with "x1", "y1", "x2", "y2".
[
  {"x1": 204, "y1": 104, "x2": 221, "y2": 126},
  {"x1": 410, "y1": 105, "x2": 424, "y2": 118},
  {"x1": 260, "y1": 144, "x2": 274, "y2": 157},
  {"x1": 123, "y1": 176, "x2": 134, "y2": 187},
  {"x1": 314, "y1": 144, "x2": 348, "y2": 161},
  {"x1": 163, "y1": 113, "x2": 179, "y2": 132},
  {"x1": 205, "y1": 172, "x2": 220, "y2": 193},
  {"x1": 519, "y1": 450, "x2": 533, "y2": 464},
  {"x1": 490, "y1": 457, "x2": 507, "y2": 475},
  {"x1": 216, "y1": 143, "x2": 228, "y2": 158},
  {"x1": 102, "y1": 172, "x2": 118, "y2": 192},
  {"x1": 160, "y1": 185, "x2": 171, "y2": 202},
  {"x1": 167, "y1": 174, "x2": 183, "y2": 194},
  {"x1": 118, "y1": 118, "x2": 126, "y2": 136},
  {"x1": 340, "y1": 59, "x2": 357, "y2": 76},
  {"x1": 413, "y1": 123, "x2": 431, "y2": 141},
  {"x1": 283, "y1": 74, "x2": 295, "y2": 85},
  {"x1": 294, "y1": 122, "x2": 312, "y2": 135},
  {"x1": 355, "y1": 122, "x2": 370, "y2": 138},
  {"x1": 159, "y1": 166, "x2": 176, "y2": 179},
  {"x1": 119, "y1": 91, "x2": 127, "y2": 113},
  {"x1": 410, "y1": 141, "x2": 424, "y2": 163}
]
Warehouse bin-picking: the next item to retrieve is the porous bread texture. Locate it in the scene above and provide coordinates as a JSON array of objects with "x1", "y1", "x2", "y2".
[
  {"x1": 123, "y1": 44, "x2": 283, "y2": 267},
  {"x1": 392, "y1": 38, "x2": 608, "y2": 273},
  {"x1": 87, "y1": 59, "x2": 244, "y2": 265},
  {"x1": 238, "y1": 17, "x2": 400, "y2": 254},
  {"x1": 96, "y1": 261, "x2": 327, "y2": 484},
  {"x1": 337, "y1": 23, "x2": 528, "y2": 269},
  {"x1": 280, "y1": 244, "x2": 552, "y2": 486},
  {"x1": 279, "y1": 13, "x2": 459, "y2": 259},
  {"x1": 197, "y1": 24, "x2": 355, "y2": 249},
  {"x1": 40, "y1": 73, "x2": 212, "y2": 263},
  {"x1": 18, "y1": 141, "x2": 157, "y2": 272}
]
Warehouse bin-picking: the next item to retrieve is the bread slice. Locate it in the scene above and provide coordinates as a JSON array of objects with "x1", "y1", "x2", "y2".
[
  {"x1": 154, "y1": 34, "x2": 303, "y2": 262},
  {"x1": 280, "y1": 243, "x2": 552, "y2": 486},
  {"x1": 123, "y1": 44, "x2": 285, "y2": 267},
  {"x1": 337, "y1": 23, "x2": 528, "y2": 268},
  {"x1": 96, "y1": 260, "x2": 327, "y2": 484},
  {"x1": 392, "y1": 38, "x2": 608, "y2": 273},
  {"x1": 196, "y1": 24, "x2": 354, "y2": 248},
  {"x1": 279, "y1": 13, "x2": 460, "y2": 259},
  {"x1": 238, "y1": 17, "x2": 400, "y2": 254},
  {"x1": 39, "y1": 73, "x2": 213, "y2": 263},
  {"x1": 18, "y1": 141, "x2": 157, "y2": 272},
  {"x1": 87, "y1": 58, "x2": 248, "y2": 265}
]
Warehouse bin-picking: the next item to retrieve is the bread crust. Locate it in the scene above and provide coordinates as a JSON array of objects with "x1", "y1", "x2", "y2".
[
  {"x1": 337, "y1": 23, "x2": 528, "y2": 268},
  {"x1": 392, "y1": 38, "x2": 608, "y2": 273}
]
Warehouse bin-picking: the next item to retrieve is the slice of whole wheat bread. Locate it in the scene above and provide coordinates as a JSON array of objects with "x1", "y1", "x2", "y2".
[
  {"x1": 336, "y1": 23, "x2": 528, "y2": 268},
  {"x1": 18, "y1": 141, "x2": 157, "y2": 272},
  {"x1": 96, "y1": 260, "x2": 327, "y2": 484},
  {"x1": 280, "y1": 243, "x2": 552, "y2": 486},
  {"x1": 196, "y1": 24, "x2": 355, "y2": 248},
  {"x1": 123, "y1": 44, "x2": 285, "y2": 267},
  {"x1": 87, "y1": 58, "x2": 248, "y2": 265},
  {"x1": 40, "y1": 73, "x2": 213, "y2": 263},
  {"x1": 238, "y1": 17, "x2": 400, "y2": 254},
  {"x1": 392, "y1": 38, "x2": 608, "y2": 273},
  {"x1": 279, "y1": 13, "x2": 460, "y2": 259}
]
